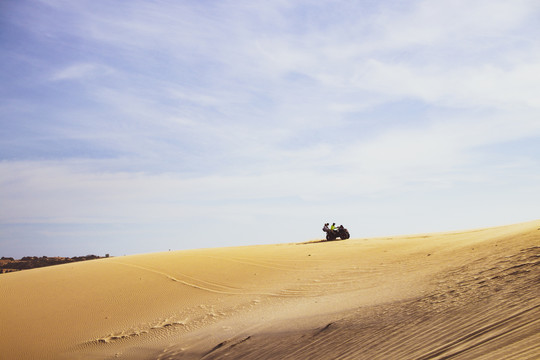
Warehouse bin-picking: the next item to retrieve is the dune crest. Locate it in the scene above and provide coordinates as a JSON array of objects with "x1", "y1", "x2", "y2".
[{"x1": 1, "y1": 220, "x2": 539, "y2": 359}]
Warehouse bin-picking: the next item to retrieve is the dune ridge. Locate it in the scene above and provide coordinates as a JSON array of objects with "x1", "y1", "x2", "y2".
[{"x1": 1, "y1": 220, "x2": 539, "y2": 359}]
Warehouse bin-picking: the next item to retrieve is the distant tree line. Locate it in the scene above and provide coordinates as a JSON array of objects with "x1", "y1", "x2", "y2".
[{"x1": 0, "y1": 255, "x2": 107, "y2": 273}]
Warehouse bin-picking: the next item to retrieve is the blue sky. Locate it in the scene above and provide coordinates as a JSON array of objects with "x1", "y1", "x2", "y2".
[{"x1": 1, "y1": 0, "x2": 540, "y2": 258}]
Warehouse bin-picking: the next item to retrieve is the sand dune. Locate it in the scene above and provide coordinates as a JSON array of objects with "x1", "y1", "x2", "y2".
[{"x1": 1, "y1": 220, "x2": 539, "y2": 359}]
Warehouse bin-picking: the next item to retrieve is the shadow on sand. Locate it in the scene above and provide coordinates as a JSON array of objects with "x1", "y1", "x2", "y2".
[{"x1": 297, "y1": 239, "x2": 346, "y2": 245}]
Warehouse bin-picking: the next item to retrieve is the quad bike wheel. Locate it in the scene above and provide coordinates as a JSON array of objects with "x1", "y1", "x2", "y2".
[{"x1": 340, "y1": 229, "x2": 350, "y2": 239}]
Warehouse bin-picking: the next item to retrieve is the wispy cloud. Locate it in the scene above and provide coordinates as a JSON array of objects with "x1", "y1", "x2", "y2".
[{"x1": 50, "y1": 63, "x2": 114, "y2": 81}]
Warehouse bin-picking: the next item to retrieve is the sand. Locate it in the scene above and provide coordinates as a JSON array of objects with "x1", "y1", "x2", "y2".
[{"x1": 1, "y1": 220, "x2": 539, "y2": 359}]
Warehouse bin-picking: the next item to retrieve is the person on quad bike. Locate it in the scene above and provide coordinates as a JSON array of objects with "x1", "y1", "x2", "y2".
[{"x1": 322, "y1": 223, "x2": 330, "y2": 233}]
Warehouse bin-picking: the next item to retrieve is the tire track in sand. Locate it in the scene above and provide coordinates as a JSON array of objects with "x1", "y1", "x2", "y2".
[
  {"x1": 108, "y1": 260, "x2": 320, "y2": 298},
  {"x1": 109, "y1": 260, "x2": 260, "y2": 295}
]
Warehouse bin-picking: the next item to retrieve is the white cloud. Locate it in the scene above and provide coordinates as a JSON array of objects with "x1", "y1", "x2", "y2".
[
  {"x1": 348, "y1": 59, "x2": 540, "y2": 109},
  {"x1": 50, "y1": 63, "x2": 113, "y2": 81},
  {"x1": 371, "y1": 0, "x2": 536, "y2": 50}
]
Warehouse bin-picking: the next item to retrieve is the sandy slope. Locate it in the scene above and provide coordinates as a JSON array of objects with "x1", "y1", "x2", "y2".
[{"x1": 1, "y1": 220, "x2": 539, "y2": 359}]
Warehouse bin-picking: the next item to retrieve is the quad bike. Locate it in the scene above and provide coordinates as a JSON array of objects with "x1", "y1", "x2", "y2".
[{"x1": 325, "y1": 226, "x2": 350, "y2": 241}]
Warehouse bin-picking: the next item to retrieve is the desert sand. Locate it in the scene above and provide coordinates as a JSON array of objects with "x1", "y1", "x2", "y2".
[{"x1": 1, "y1": 220, "x2": 539, "y2": 359}]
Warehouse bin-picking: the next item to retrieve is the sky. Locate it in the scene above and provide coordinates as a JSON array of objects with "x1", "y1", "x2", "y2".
[{"x1": 1, "y1": 0, "x2": 540, "y2": 258}]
